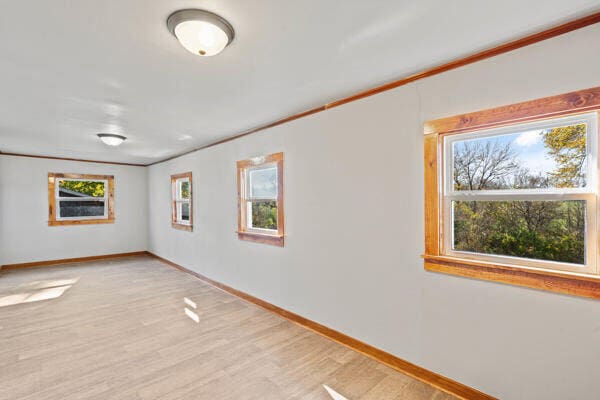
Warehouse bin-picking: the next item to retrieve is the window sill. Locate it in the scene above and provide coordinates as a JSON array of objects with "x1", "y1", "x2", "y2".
[
  {"x1": 237, "y1": 231, "x2": 284, "y2": 247},
  {"x1": 48, "y1": 219, "x2": 114, "y2": 226},
  {"x1": 423, "y1": 254, "x2": 600, "y2": 300},
  {"x1": 172, "y1": 222, "x2": 193, "y2": 232}
]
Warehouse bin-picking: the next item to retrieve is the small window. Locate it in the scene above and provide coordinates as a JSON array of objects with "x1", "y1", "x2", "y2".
[
  {"x1": 48, "y1": 173, "x2": 114, "y2": 226},
  {"x1": 423, "y1": 86, "x2": 600, "y2": 300},
  {"x1": 237, "y1": 152, "x2": 284, "y2": 246},
  {"x1": 171, "y1": 172, "x2": 193, "y2": 231}
]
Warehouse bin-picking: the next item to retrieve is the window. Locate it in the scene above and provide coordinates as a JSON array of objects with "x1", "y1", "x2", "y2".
[
  {"x1": 445, "y1": 113, "x2": 597, "y2": 273},
  {"x1": 48, "y1": 173, "x2": 114, "y2": 226},
  {"x1": 424, "y1": 87, "x2": 600, "y2": 300},
  {"x1": 237, "y1": 152, "x2": 284, "y2": 246},
  {"x1": 171, "y1": 172, "x2": 193, "y2": 231}
]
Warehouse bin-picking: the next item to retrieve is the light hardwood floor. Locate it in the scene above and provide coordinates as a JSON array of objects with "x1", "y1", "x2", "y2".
[{"x1": 0, "y1": 256, "x2": 456, "y2": 400}]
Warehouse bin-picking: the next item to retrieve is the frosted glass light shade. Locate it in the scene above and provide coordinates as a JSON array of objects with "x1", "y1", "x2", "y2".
[
  {"x1": 167, "y1": 10, "x2": 234, "y2": 57},
  {"x1": 97, "y1": 134, "x2": 126, "y2": 146},
  {"x1": 175, "y1": 21, "x2": 229, "y2": 56}
]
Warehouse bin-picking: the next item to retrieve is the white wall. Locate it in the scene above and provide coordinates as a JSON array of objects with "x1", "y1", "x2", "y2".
[
  {"x1": 0, "y1": 156, "x2": 148, "y2": 265},
  {"x1": 145, "y1": 24, "x2": 600, "y2": 399}
]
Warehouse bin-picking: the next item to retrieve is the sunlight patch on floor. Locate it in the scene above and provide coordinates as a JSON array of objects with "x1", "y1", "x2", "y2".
[
  {"x1": 184, "y1": 297, "x2": 197, "y2": 309},
  {"x1": 184, "y1": 297, "x2": 199, "y2": 323},
  {"x1": 184, "y1": 307, "x2": 200, "y2": 323},
  {"x1": 324, "y1": 385, "x2": 351, "y2": 400},
  {"x1": 0, "y1": 279, "x2": 77, "y2": 307}
]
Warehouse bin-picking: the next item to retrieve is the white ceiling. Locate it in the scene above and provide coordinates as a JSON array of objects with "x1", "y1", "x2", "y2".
[{"x1": 1, "y1": 1, "x2": 599, "y2": 165}]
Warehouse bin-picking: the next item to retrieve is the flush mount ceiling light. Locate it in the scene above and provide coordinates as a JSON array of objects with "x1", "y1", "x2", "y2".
[
  {"x1": 97, "y1": 133, "x2": 127, "y2": 146},
  {"x1": 167, "y1": 9, "x2": 235, "y2": 57}
]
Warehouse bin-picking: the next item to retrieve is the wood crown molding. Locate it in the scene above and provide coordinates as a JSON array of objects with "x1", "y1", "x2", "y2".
[
  {"x1": 0, "y1": 152, "x2": 146, "y2": 167},
  {"x1": 0, "y1": 251, "x2": 149, "y2": 270},
  {"x1": 148, "y1": 11, "x2": 600, "y2": 166},
  {"x1": 2, "y1": 12, "x2": 598, "y2": 168},
  {"x1": 148, "y1": 252, "x2": 496, "y2": 400}
]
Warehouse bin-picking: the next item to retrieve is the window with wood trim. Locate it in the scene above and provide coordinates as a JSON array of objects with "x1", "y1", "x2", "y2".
[
  {"x1": 237, "y1": 152, "x2": 284, "y2": 246},
  {"x1": 424, "y1": 86, "x2": 600, "y2": 300},
  {"x1": 48, "y1": 173, "x2": 114, "y2": 226},
  {"x1": 171, "y1": 172, "x2": 193, "y2": 231}
]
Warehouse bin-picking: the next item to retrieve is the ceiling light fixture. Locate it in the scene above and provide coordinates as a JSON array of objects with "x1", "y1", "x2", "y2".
[
  {"x1": 97, "y1": 133, "x2": 127, "y2": 146},
  {"x1": 167, "y1": 9, "x2": 235, "y2": 57}
]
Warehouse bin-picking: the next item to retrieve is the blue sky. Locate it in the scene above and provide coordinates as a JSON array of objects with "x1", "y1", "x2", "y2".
[
  {"x1": 454, "y1": 128, "x2": 558, "y2": 176},
  {"x1": 249, "y1": 167, "x2": 277, "y2": 198}
]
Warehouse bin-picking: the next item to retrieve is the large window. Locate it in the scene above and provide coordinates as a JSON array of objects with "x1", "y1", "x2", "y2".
[
  {"x1": 423, "y1": 87, "x2": 600, "y2": 299},
  {"x1": 48, "y1": 173, "x2": 114, "y2": 226},
  {"x1": 171, "y1": 172, "x2": 193, "y2": 231},
  {"x1": 237, "y1": 152, "x2": 284, "y2": 246},
  {"x1": 444, "y1": 113, "x2": 597, "y2": 274}
]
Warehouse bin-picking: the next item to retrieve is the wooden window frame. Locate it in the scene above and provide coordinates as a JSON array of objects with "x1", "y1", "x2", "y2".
[
  {"x1": 48, "y1": 173, "x2": 114, "y2": 226},
  {"x1": 423, "y1": 86, "x2": 600, "y2": 300},
  {"x1": 237, "y1": 152, "x2": 284, "y2": 247},
  {"x1": 171, "y1": 172, "x2": 193, "y2": 231}
]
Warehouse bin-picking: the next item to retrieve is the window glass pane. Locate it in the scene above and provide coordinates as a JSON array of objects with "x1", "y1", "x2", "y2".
[
  {"x1": 249, "y1": 201, "x2": 277, "y2": 230},
  {"x1": 452, "y1": 123, "x2": 587, "y2": 190},
  {"x1": 453, "y1": 200, "x2": 585, "y2": 265},
  {"x1": 59, "y1": 200, "x2": 105, "y2": 217},
  {"x1": 181, "y1": 202, "x2": 190, "y2": 221},
  {"x1": 249, "y1": 167, "x2": 277, "y2": 198},
  {"x1": 59, "y1": 180, "x2": 105, "y2": 197},
  {"x1": 179, "y1": 180, "x2": 190, "y2": 199}
]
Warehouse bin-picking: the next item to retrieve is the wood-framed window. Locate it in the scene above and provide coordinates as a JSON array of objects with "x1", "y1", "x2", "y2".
[
  {"x1": 237, "y1": 152, "x2": 284, "y2": 246},
  {"x1": 423, "y1": 86, "x2": 600, "y2": 300},
  {"x1": 171, "y1": 172, "x2": 193, "y2": 231},
  {"x1": 48, "y1": 173, "x2": 114, "y2": 226}
]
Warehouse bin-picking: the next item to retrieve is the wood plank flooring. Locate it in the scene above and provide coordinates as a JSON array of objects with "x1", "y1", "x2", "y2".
[{"x1": 0, "y1": 256, "x2": 456, "y2": 400}]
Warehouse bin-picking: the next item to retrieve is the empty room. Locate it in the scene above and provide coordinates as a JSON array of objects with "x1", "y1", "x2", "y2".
[{"x1": 2, "y1": 2, "x2": 600, "y2": 399}]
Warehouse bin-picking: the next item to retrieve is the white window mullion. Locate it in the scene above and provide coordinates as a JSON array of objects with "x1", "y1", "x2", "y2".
[
  {"x1": 441, "y1": 112, "x2": 598, "y2": 275},
  {"x1": 443, "y1": 192, "x2": 596, "y2": 274},
  {"x1": 172, "y1": 176, "x2": 191, "y2": 225},
  {"x1": 446, "y1": 192, "x2": 591, "y2": 202},
  {"x1": 175, "y1": 199, "x2": 190, "y2": 224},
  {"x1": 55, "y1": 178, "x2": 109, "y2": 221}
]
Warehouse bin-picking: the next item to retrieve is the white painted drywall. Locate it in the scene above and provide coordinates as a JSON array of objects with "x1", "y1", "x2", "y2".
[
  {"x1": 0, "y1": 156, "x2": 148, "y2": 265},
  {"x1": 148, "y1": 24, "x2": 600, "y2": 399}
]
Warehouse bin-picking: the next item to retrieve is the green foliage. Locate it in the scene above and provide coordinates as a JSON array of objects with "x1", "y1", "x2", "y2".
[
  {"x1": 453, "y1": 123, "x2": 588, "y2": 265},
  {"x1": 59, "y1": 180, "x2": 105, "y2": 197},
  {"x1": 180, "y1": 181, "x2": 190, "y2": 199},
  {"x1": 542, "y1": 123, "x2": 587, "y2": 188},
  {"x1": 251, "y1": 201, "x2": 277, "y2": 230},
  {"x1": 453, "y1": 200, "x2": 585, "y2": 264}
]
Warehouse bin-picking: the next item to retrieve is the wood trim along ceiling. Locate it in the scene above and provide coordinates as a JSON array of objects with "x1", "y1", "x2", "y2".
[
  {"x1": 147, "y1": 252, "x2": 496, "y2": 400},
  {"x1": 0, "y1": 251, "x2": 148, "y2": 270},
  {"x1": 147, "y1": 10, "x2": 600, "y2": 166},
  {"x1": 1, "y1": 11, "x2": 599, "y2": 168},
  {"x1": 0, "y1": 151, "x2": 146, "y2": 167}
]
